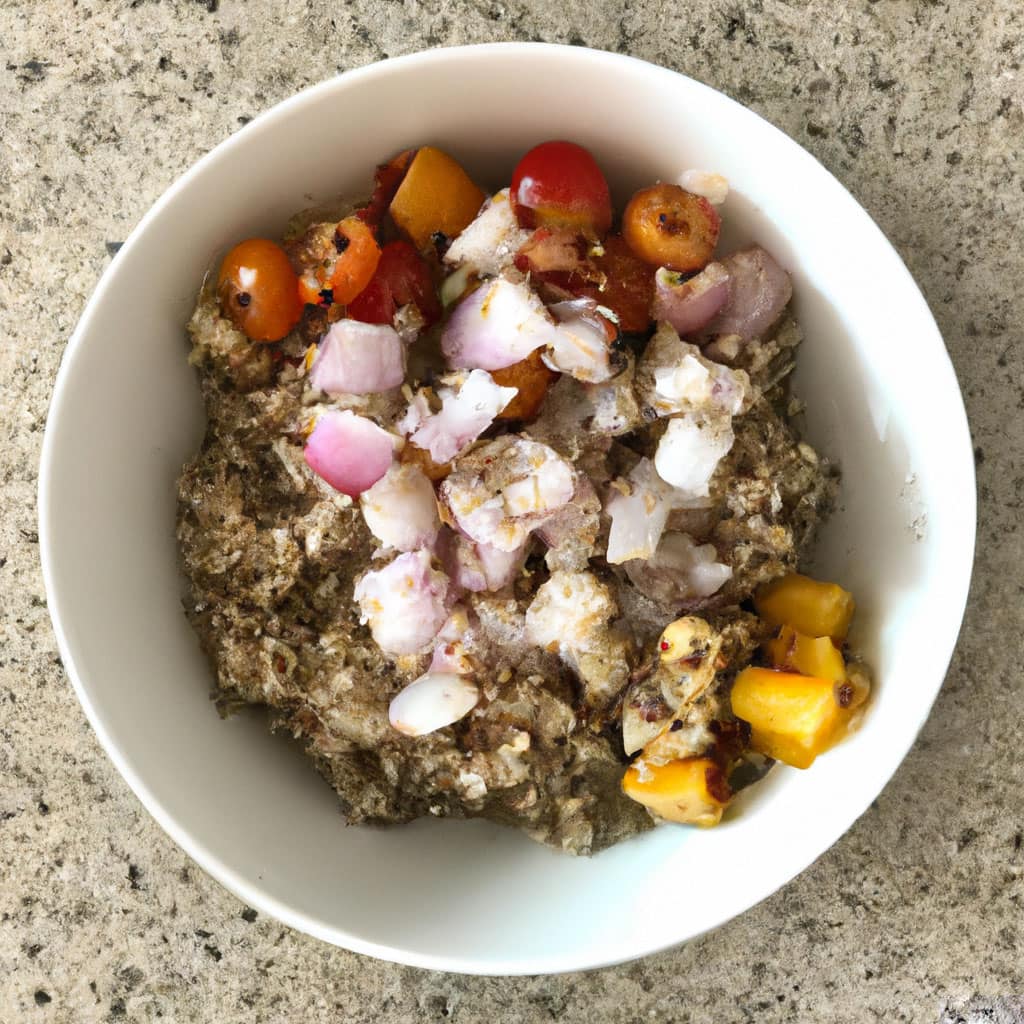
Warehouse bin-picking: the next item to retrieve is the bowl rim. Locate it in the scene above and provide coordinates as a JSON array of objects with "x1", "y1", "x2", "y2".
[{"x1": 38, "y1": 41, "x2": 976, "y2": 975}]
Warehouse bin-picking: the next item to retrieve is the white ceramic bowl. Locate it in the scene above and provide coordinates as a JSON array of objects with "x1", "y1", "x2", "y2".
[{"x1": 39, "y1": 43, "x2": 974, "y2": 974}]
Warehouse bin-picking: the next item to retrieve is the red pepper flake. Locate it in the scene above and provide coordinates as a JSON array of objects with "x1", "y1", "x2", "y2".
[
  {"x1": 659, "y1": 639, "x2": 670, "y2": 651},
  {"x1": 273, "y1": 654, "x2": 286, "y2": 673}
]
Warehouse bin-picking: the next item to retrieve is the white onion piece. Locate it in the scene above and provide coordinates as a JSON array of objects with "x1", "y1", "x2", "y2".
[
  {"x1": 654, "y1": 413, "x2": 734, "y2": 498},
  {"x1": 409, "y1": 369, "x2": 517, "y2": 463},
  {"x1": 360, "y1": 463, "x2": 440, "y2": 552},
  {"x1": 443, "y1": 530, "x2": 528, "y2": 593},
  {"x1": 639, "y1": 323, "x2": 749, "y2": 418},
  {"x1": 653, "y1": 354, "x2": 746, "y2": 417},
  {"x1": 501, "y1": 456, "x2": 575, "y2": 517},
  {"x1": 443, "y1": 189, "x2": 532, "y2": 277},
  {"x1": 309, "y1": 320, "x2": 405, "y2": 395},
  {"x1": 429, "y1": 644, "x2": 473, "y2": 676},
  {"x1": 441, "y1": 437, "x2": 576, "y2": 552},
  {"x1": 441, "y1": 277, "x2": 555, "y2": 371},
  {"x1": 605, "y1": 459, "x2": 673, "y2": 565},
  {"x1": 544, "y1": 300, "x2": 614, "y2": 383},
  {"x1": 652, "y1": 263, "x2": 730, "y2": 336},
  {"x1": 436, "y1": 605, "x2": 470, "y2": 646},
  {"x1": 353, "y1": 550, "x2": 450, "y2": 655},
  {"x1": 702, "y1": 246, "x2": 792, "y2": 342},
  {"x1": 396, "y1": 391, "x2": 431, "y2": 437},
  {"x1": 389, "y1": 671, "x2": 479, "y2": 737},
  {"x1": 428, "y1": 608, "x2": 474, "y2": 674},
  {"x1": 624, "y1": 532, "x2": 732, "y2": 605},
  {"x1": 303, "y1": 411, "x2": 395, "y2": 498},
  {"x1": 676, "y1": 169, "x2": 729, "y2": 205},
  {"x1": 524, "y1": 570, "x2": 629, "y2": 705},
  {"x1": 525, "y1": 571, "x2": 615, "y2": 653},
  {"x1": 476, "y1": 539, "x2": 527, "y2": 590}
]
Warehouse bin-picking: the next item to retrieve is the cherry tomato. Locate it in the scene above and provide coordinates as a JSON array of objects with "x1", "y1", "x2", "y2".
[
  {"x1": 510, "y1": 140, "x2": 613, "y2": 238},
  {"x1": 622, "y1": 183, "x2": 720, "y2": 272},
  {"x1": 347, "y1": 240, "x2": 441, "y2": 326},
  {"x1": 298, "y1": 216, "x2": 381, "y2": 307},
  {"x1": 217, "y1": 238, "x2": 303, "y2": 342}
]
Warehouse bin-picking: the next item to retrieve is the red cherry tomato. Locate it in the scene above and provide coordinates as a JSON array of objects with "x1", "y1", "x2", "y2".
[
  {"x1": 217, "y1": 238, "x2": 303, "y2": 342},
  {"x1": 347, "y1": 241, "x2": 441, "y2": 327},
  {"x1": 510, "y1": 140, "x2": 613, "y2": 238}
]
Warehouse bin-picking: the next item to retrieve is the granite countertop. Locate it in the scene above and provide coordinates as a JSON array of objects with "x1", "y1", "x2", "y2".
[{"x1": 1, "y1": 1, "x2": 1021, "y2": 1020}]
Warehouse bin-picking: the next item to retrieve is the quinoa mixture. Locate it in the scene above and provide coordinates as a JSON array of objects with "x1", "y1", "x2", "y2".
[{"x1": 176, "y1": 145, "x2": 843, "y2": 854}]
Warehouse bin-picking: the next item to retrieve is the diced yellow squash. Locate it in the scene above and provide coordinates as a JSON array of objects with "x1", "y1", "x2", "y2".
[
  {"x1": 731, "y1": 667, "x2": 843, "y2": 769},
  {"x1": 765, "y1": 625, "x2": 846, "y2": 682},
  {"x1": 389, "y1": 146, "x2": 486, "y2": 251},
  {"x1": 622, "y1": 757, "x2": 730, "y2": 827},
  {"x1": 754, "y1": 573, "x2": 855, "y2": 642}
]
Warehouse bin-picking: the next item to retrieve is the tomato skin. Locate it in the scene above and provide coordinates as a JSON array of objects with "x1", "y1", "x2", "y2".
[
  {"x1": 574, "y1": 235, "x2": 654, "y2": 334},
  {"x1": 510, "y1": 140, "x2": 613, "y2": 238},
  {"x1": 515, "y1": 232, "x2": 653, "y2": 334},
  {"x1": 356, "y1": 148, "x2": 415, "y2": 230},
  {"x1": 217, "y1": 238, "x2": 303, "y2": 342},
  {"x1": 347, "y1": 240, "x2": 441, "y2": 326}
]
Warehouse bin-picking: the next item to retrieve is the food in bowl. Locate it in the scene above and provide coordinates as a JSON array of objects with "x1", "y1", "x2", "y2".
[{"x1": 176, "y1": 141, "x2": 871, "y2": 854}]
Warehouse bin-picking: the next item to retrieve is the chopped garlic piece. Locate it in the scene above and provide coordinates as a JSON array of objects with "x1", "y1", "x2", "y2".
[{"x1": 677, "y1": 169, "x2": 729, "y2": 205}]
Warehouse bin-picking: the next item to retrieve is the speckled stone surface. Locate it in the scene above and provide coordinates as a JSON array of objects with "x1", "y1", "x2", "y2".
[{"x1": 1, "y1": 1, "x2": 1021, "y2": 1020}]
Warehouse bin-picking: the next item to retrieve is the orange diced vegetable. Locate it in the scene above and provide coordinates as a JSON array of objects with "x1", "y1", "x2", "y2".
[
  {"x1": 765, "y1": 625, "x2": 846, "y2": 682},
  {"x1": 622, "y1": 756, "x2": 731, "y2": 827},
  {"x1": 754, "y1": 573, "x2": 855, "y2": 642},
  {"x1": 389, "y1": 146, "x2": 486, "y2": 251},
  {"x1": 731, "y1": 667, "x2": 843, "y2": 769},
  {"x1": 491, "y1": 350, "x2": 559, "y2": 421}
]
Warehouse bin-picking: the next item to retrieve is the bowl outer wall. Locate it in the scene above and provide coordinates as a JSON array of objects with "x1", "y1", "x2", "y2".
[{"x1": 38, "y1": 43, "x2": 975, "y2": 974}]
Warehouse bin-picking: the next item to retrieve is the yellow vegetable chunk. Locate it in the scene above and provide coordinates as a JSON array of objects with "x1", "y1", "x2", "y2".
[
  {"x1": 731, "y1": 667, "x2": 843, "y2": 769},
  {"x1": 622, "y1": 757, "x2": 730, "y2": 827},
  {"x1": 389, "y1": 146, "x2": 486, "y2": 251},
  {"x1": 765, "y1": 625, "x2": 846, "y2": 682},
  {"x1": 754, "y1": 573, "x2": 855, "y2": 642}
]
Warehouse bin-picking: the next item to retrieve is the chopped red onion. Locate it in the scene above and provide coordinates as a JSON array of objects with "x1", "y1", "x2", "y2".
[
  {"x1": 309, "y1": 319, "x2": 405, "y2": 395},
  {"x1": 652, "y1": 263, "x2": 730, "y2": 336},
  {"x1": 303, "y1": 410, "x2": 395, "y2": 497}
]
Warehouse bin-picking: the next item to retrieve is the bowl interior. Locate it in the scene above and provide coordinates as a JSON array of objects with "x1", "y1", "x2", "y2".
[{"x1": 39, "y1": 44, "x2": 974, "y2": 974}]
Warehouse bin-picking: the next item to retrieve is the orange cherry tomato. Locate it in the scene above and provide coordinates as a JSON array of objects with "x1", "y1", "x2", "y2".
[
  {"x1": 217, "y1": 238, "x2": 303, "y2": 342},
  {"x1": 621, "y1": 184, "x2": 720, "y2": 272},
  {"x1": 298, "y1": 217, "x2": 382, "y2": 307},
  {"x1": 510, "y1": 140, "x2": 613, "y2": 239}
]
